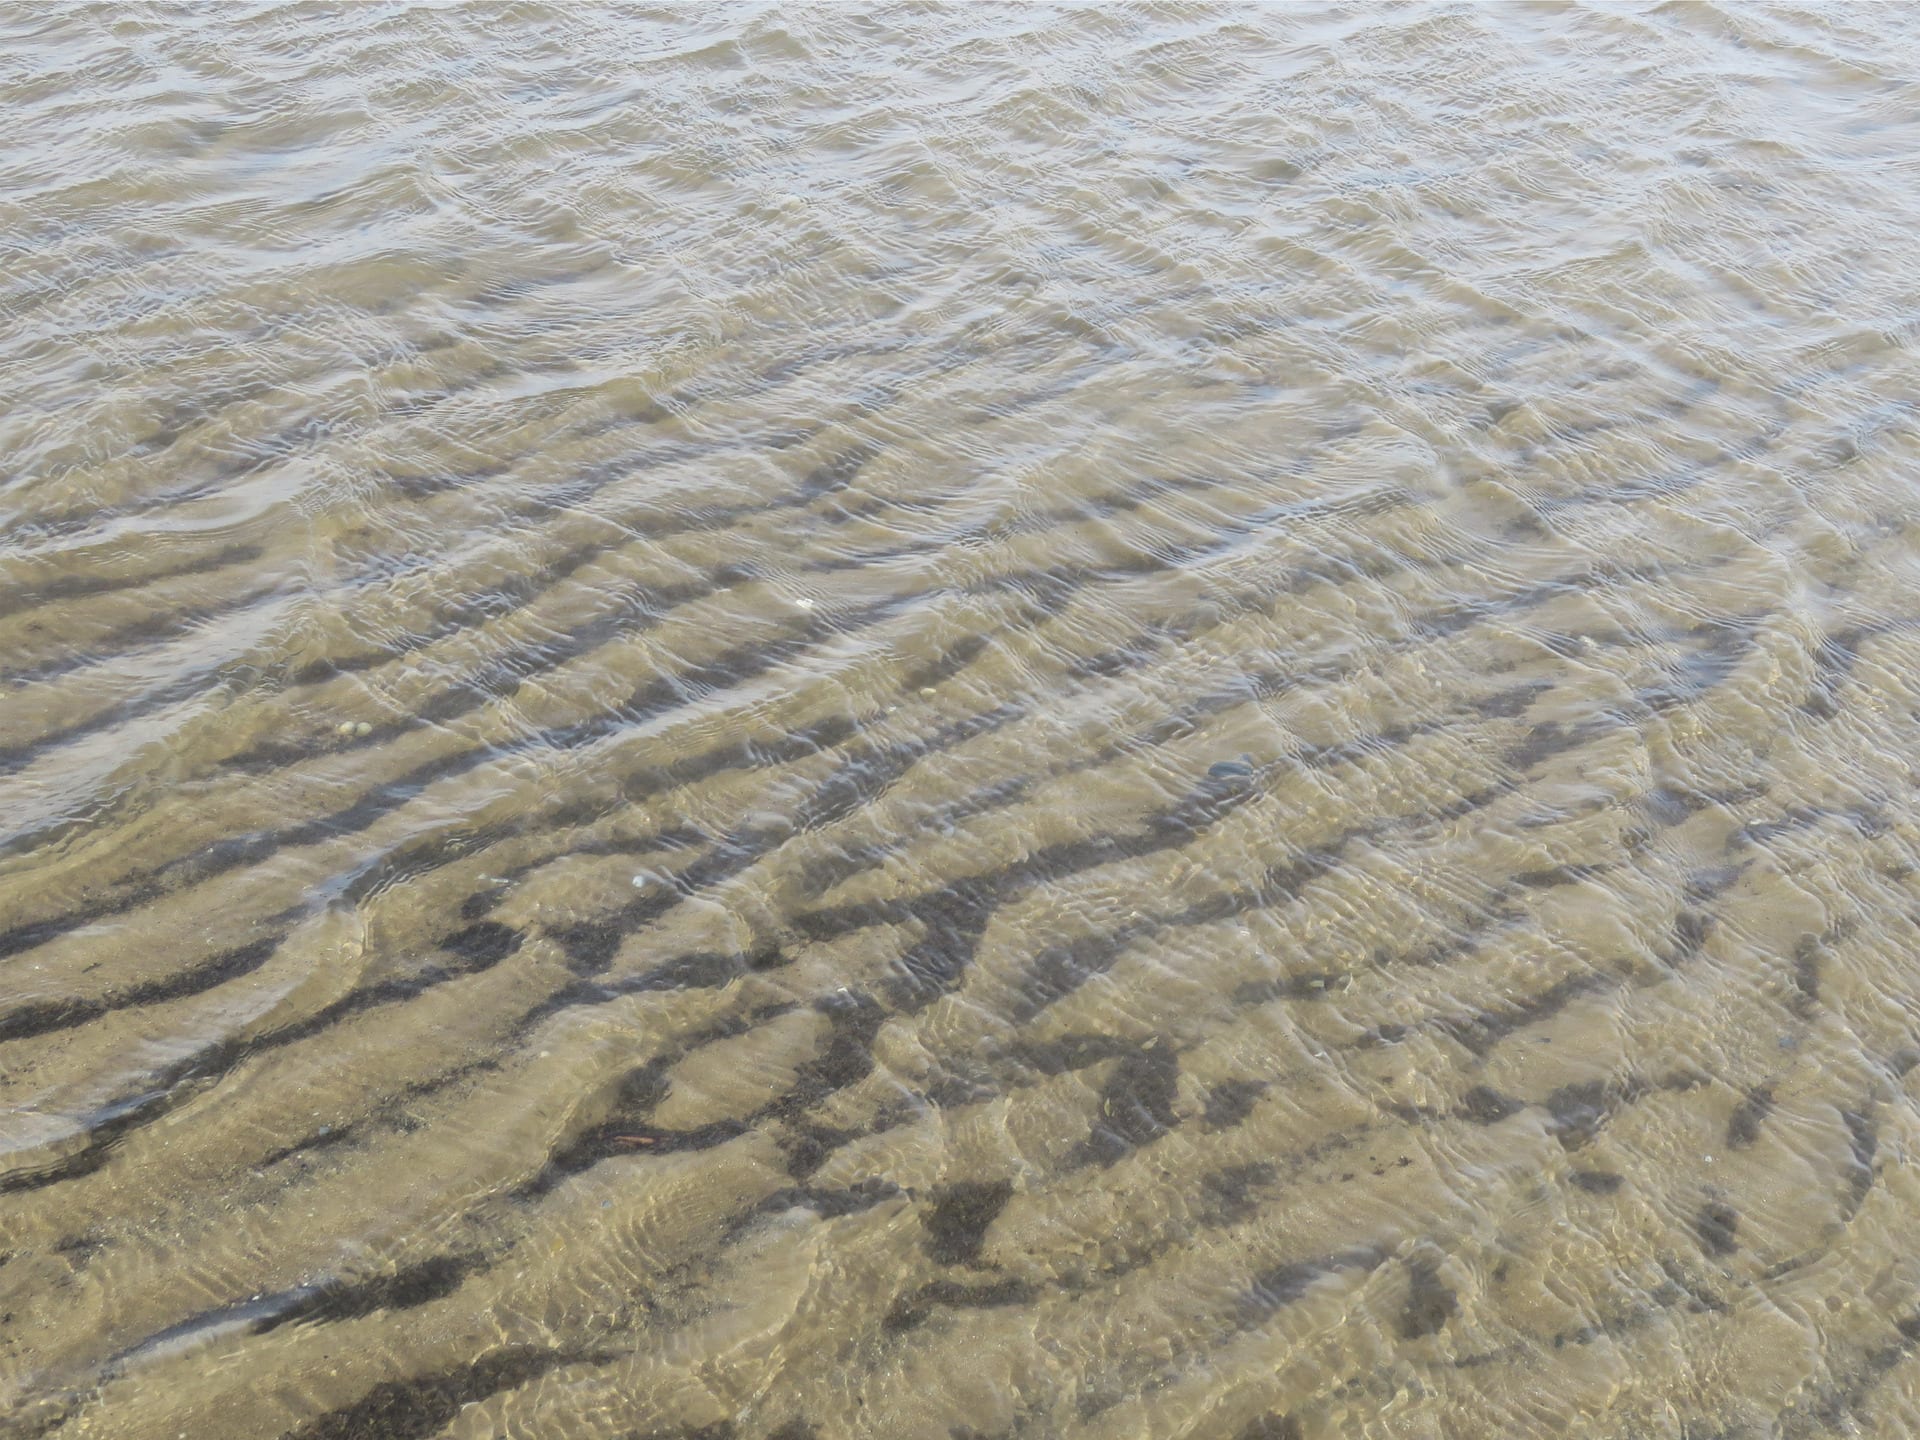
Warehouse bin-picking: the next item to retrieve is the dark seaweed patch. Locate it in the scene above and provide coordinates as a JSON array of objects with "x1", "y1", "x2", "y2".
[
  {"x1": 1726, "y1": 1084, "x2": 1775, "y2": 1149},
  {"x1": 1011, "y1": 1032, "x2": 1144, "y2": 1077},
  {"x1": 1471, "y1": 680, "x2": 1551, "y2": 718},
  {"x1": 1202, "y1": 1079, "x2": 1268, "y2": 1130},
  {"x1": 922, "y1": 1179, "x2": 1014, "y2": 1265},
  {"x1": 1399, "y1": 1255, "x2": 1458, "y2": 1339},
  {"x1": 776, "y1": 991, "x2": 886, "y2": 1113},
  {"x1": 1641, "y1": 619, "x2": 1759, "y2": 712},
  {"x1": 1843, "y1": 1107, "x2": 1878, "y2": 1218},
  {"x1": 1242, "y1": 1246, "x2": 1385, "y2": 1320},
  {"x1": 750, "y1": 1178, "x2": 902, "y2": 1230},
  {"x1": 285, "y1": 1345, "x2": 614, "y2": 1440},
  {"x1": 1544, "y1": 1078, "x2": 1643, "y2": 1150},
  {"x1": 882, "y1": 1276, "x2": 1037, "y2": 1333},
  {"x1": 1436, "y1": 972, "x2": 1610, "y2": 1057},
  {"x1": 523, "y1": 992, "x2": 883, "y2": 1196},
  {"x1": 1512, "y1": 863, "x2": 1609, "y2": 890},
  {"x1": 1695, "y1": 1201, "x2": 1740, "y2": 1257},
  {"x1": 1201, "y1": 1163, "x2": 1277, "y2": 1224},
  {"x1": 1666, "y1": 909, "x2": 1713, "y2": 965},
  {"x1": 257, "y1": 1123, "x2": 357, "y2": 1169},
  {"x1": 436, "y1": 922, "x2": 523, "y2": 970},
  {"x1": 1643, "y1": 785, "x2": 1709, "y2": 827},
  {"x1": 1077, "y1": 1044, "x2": 1181, "y2": 1166},
  {"x1": 51, "y1": 1232, "x2": 102, "y2": 1264},
  {"x1": 1008, "y1": 920, "x2": 1158, "y2": 1023},
  {"x1": 1460, "y1": 1086, "x2": 1525, "y2": 1125},
  {"x1": 253, "y1": 1253, "x2": 480, "y2": 1335},
  {"x1": 1505, "y1": 719, "x2": 1606, "y2": 769},
  {"x1": 1569, "y1": 1170, "x2": 1624, "y2": 1195},
  {"x1": 0, "y1": 542, "x2": 263, "y2": 618},
  {"x1": 1791, "y1": 934, "x2": 1823, "y2": 1016},
  {"x1": 553, "y1": 921, "x2": 623, "y2": 975},
  {"x1": 777, "y1": 1123, "x2": 866, "y2": 1182},
  {"x1": 517, "y1": 942, "x2": 789, "y2": 1035}
]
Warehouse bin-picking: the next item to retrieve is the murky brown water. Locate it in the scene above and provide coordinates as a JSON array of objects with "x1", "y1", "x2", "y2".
[{"x1": 5, "y1": 3, "x2": 1920, "y2": 1437}]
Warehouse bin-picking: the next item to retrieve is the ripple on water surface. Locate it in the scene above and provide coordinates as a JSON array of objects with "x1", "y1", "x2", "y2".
[{"x1": 4, "y1": 4, "x2": 1920, "y2": 1439}]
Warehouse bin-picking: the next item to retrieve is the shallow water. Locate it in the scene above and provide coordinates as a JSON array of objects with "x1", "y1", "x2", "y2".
[{"x1": 4, "y1": 3, "x2": 1920, "y2": 1437}]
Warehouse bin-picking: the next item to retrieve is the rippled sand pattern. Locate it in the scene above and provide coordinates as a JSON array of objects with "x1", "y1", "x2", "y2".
[{"x1": 5, "y1": 4, "x2": 1920, "y2": 1437}]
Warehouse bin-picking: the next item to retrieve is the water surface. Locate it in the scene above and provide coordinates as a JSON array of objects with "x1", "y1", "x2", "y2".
[{"x1": 5, "y1": 4, "x2": 1920, "y2": 1438}]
